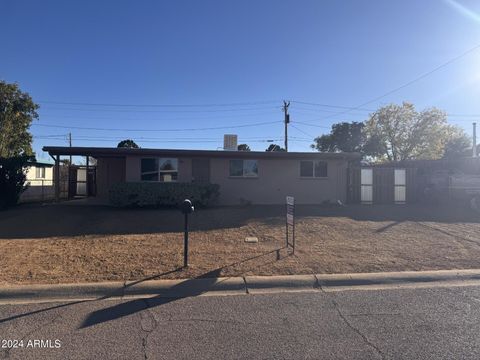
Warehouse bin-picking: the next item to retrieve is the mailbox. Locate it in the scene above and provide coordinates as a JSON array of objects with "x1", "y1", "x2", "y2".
[{"x1": 180, "y1": 199, "x2": 195, "y2": 214}]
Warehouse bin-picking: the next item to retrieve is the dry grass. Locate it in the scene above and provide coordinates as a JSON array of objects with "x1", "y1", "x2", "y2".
[{"x1": 1, "y1": 202, "x2": 480, "y2": 285}]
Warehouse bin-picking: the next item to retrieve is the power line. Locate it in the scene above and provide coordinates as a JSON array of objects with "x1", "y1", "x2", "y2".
[
  {"x1": 303, "y1": 42, "x2": 480, "y2": 121},
  {"x1": 38, "y1": 100, "x2": 280, "y2": 108},
  {"x1": 38, "y1": 110, "x2": 279, "y2": 122},
  {"x1": 39, "y1": 105, "x2": 279, "y2": 114},
  {"x1": 357, "y1": 43, "x2": 480, "y2": 107},
  {"x1": 34, "y1": 134, "x2": 310, "y2": 141},
  {"x1": 294, "y1": 121, "x2": 331, "y2": 129},
  {"x1": 33, "y1": 137, "x2": 313, "y2": 144},
  {"x1": 290, "y1": 124, "x2": 316, "y2": 139},
  {"x1": 290, "y1": 100, "x2": 374, "y2": 112},
  {"x1": 31, "y1": 120, "x2": 282, "y2": 132}
]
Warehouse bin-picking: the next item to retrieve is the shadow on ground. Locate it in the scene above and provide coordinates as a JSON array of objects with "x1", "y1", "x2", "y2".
[
  {"x1": 0, "y1": 248, "x2": 291, "y2": 328},
  {"x1": 0, "y1": 201, "x2": 478, "y2": 239}
]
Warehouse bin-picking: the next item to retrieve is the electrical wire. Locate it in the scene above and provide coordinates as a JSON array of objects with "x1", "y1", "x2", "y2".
[
  {"x1": 37, "y1": 100, "x2": 280, "y2": 108},
  {"x1": 39, "y1": 106, "x2": 279, "y2": 114},
  {"x1": 317, "y1": 43, "x2": 480, "y2": 121},
  {"x1": 290, "y1": 124, "x2": 316, "y2": 139},
  {"x1": 31, "y1": 121, "x2": 282, "y2": 132}
]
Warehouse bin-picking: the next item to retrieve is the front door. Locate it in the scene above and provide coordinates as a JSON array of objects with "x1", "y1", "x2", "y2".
[{"x1": 192, "y1": 158, "x2": 210, "y2": 183}]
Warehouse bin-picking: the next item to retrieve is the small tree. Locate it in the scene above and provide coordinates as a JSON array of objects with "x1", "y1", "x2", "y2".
[
  {"x1": 0, "y1": 155, "x2": 33, "y2": 209},
  {"x1": 265, "y1": 144, "x2": 285, "y2": 152},
  {"x1": 237, "y1": 144, "x2": 251, "y2": 151},
  {"x1": 117, "y1": 139, "x2": 139, "y2": 148}
]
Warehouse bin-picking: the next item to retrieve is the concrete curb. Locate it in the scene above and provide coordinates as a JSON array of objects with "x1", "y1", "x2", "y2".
[
  {"x1": 245, "y1": 275, "x2": 317, "y2": 294},
  {"x1": 2, "y1": 269, "x2": 480, "y2": 304},
  {"x1": 316, "y1": 269, "x2": 480, "y2": 291}
]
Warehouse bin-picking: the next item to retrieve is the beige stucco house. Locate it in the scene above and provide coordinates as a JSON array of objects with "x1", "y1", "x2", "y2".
[
  {"x1": 20, "y1": 161, "x2": 55, "y2": 202},
  {"x1": 43, "y1": 146, "x2": 360, "y2": 205}
]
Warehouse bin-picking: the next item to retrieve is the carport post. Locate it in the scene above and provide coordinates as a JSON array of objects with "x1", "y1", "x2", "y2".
[
  {"x1": 86, "y1": 155, "x2": 90, "y2": 196},
  {"x1": 54, "y1": 155, "x2": 60, "y2": 202}
]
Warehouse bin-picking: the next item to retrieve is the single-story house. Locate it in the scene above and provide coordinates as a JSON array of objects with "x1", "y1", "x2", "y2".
[
  {"x1": 42, "y1": 146, "x2": 360, "y2": 205},
  {"x1": 20, "y1": 161, "x2": 54, "y2": 202}
]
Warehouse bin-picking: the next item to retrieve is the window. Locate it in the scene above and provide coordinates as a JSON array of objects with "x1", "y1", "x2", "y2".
[
  {"x1": 35, "y1": 167, "x2": 46, "y2": 179},
  {"x1": 141, "y1": 158, "x2": 178, "y2": 182},
  {"x1": 300, "y1": 160, "x2": 328, "y2": 178},
  {"x1": 229, "y1": 159, "x2": 258, "y2": 177}
]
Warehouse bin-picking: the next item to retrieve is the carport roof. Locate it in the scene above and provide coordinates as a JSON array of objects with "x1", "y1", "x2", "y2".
[{"x1": 43, "y1": 146, "x2": 361, "y2": 160}]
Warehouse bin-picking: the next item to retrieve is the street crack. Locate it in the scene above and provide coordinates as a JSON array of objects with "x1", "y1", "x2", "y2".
[{"x1": 313, "y1": 276, "x2": 386, "y2": 360}]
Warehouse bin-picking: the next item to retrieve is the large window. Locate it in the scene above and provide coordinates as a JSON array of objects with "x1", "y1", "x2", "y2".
[
  {"x1": 141, "y1": 158, "x2": 178, "y2": 182},
  {"x1": 35, "y1": 167, "x2": 46, "y2": 179},
  {"x1": 300, "y1": 160, "x2": 328, "y2": 178},
  {"x1": 229, "y1": 159, "x2": 258, "y2": 177}
]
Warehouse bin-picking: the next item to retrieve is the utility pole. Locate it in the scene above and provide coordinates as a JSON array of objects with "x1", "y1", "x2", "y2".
[
  {"x1": 68, "y1": 132, "x2": 72, "y2": 165},
  {"x1": 283, "y1": 100, "x2": 290, "y2": 152},
  {"x1": 473, "y1": 123, "x2": 477, "y2": 157}
]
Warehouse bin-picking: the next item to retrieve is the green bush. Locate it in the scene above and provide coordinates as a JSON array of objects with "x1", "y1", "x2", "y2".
[
  {"x1": 0, "y1": 155, "x2": 33, "y2": 210},
  {"x1": 109, "y1": 182, "x2": 220, "y2": 208}
]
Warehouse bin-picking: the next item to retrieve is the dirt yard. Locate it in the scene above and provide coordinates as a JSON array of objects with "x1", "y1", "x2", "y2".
[{"x1": 1, "y1": 201, "x2": 480, "y2": 285}]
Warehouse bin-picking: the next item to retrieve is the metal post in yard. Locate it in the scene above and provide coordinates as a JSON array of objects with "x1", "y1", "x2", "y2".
[
  {"x1": 184, "y1": 212, "x2": 189, "y2": 267},
  {"x1": 180, "y1": 199, "x2": 194, "y2": 268}
]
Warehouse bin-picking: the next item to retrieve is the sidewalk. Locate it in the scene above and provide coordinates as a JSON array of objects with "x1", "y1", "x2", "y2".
[{"x1": 2, "y1": 269, "x2": 480, "y2": 304}]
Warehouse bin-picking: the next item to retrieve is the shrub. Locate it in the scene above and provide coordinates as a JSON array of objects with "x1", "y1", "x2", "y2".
[
  {"x1": 0, "y1": 155, "x2": 33, "y2": 210},
  {"x1": 109, "y1": 182, "x2": 220, "y2": 208}
]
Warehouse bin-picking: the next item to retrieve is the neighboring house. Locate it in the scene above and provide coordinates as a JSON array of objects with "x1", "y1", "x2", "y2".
[
  {"x1": 42, "y1": 146, "x2": 360, "y2": 205},
  {"x1": 20, "y1": 161, "x2": 55, "y2": 202}
]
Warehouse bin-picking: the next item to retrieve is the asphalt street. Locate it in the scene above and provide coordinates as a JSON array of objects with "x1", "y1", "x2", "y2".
[{"x1": 1, "y1": 284, "x2": 480, "y2": 359}]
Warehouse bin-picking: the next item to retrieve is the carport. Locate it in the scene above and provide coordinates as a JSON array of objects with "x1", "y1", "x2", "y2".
[{"x1": 44, "y1": 146, "x2": 105, "y2": 202}]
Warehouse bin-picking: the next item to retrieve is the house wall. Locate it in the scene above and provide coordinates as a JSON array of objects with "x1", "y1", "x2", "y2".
[
  {"x1": 210, "y1": 158, "x2": 347, "y2": 205},
  {"x1": 25, "y1": 165, "x2": 54, "y2": 182},
  {"x1": 120, "y1": 155, "x2": 348, "y2": 205},
  {"x1": 20, "y1": 165, "x2": 54, "y2": 202},
  {"x1": 96, "y1": 157, "x2": 126, "y2": 197}
]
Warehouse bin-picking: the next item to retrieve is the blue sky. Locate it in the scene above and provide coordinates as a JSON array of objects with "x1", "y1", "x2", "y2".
[{"x1": 2, "y1": 0, "x2": 480, "y2": 160}]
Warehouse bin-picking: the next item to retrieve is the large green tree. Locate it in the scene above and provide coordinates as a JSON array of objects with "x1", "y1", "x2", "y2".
[
  {"x1": 312, "y1": 122, "x2": 366, "y2": 153},
  {"x1": 0, "y1": 81, "x2": 39, "y2": 157},
  {"x1": 364, "y1": 102, "x2": 461, "y2": 161}
]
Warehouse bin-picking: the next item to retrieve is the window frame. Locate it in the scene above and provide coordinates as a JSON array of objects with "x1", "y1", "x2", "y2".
[
  {"x1": 229, "y1": 159, "x2": 259, "y2": 178},
  {"x1": 299, "y1": 160, "x2": 328, "y2": 178},
  {"x1": 35, "y1": 167, "x2": 46, "y2": 179},
  {"x1": 140, "y1": 157, "x2": 179, "y2": 182}
]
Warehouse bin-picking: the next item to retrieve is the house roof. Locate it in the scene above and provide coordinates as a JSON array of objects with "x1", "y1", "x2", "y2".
[
  {"x1": 42, "y1": 146, "x2": 361, "y2": 161},
  {"x1": 26, "y1": 161, "x2": 54, "y2": 167}
]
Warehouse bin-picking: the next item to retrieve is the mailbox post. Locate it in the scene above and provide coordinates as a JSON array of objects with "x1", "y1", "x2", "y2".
[{"x1": 180, "y1": 199, "x2": 195, "y2": 267}]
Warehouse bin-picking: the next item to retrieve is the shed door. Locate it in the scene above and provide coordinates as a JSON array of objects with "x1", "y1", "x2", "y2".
[
  {"x1": 361, "y1": 168, "x2": 373, "y2": 203},
  {"x1": 394, "y1": 169, "x2": 406, "y2": 203},
  {"x1": 192, "y1": 158, "x2": 210, "y2": 183}
]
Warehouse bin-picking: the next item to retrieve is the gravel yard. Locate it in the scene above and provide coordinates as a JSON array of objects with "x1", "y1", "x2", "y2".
[{"x1": 1, "y1": 201, "x2": 480, "y2": 284}]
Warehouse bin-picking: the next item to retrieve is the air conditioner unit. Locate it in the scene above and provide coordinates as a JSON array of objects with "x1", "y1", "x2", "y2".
[{"x1": 223, "y1": 134, "x2": 238, "y2": 151}]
